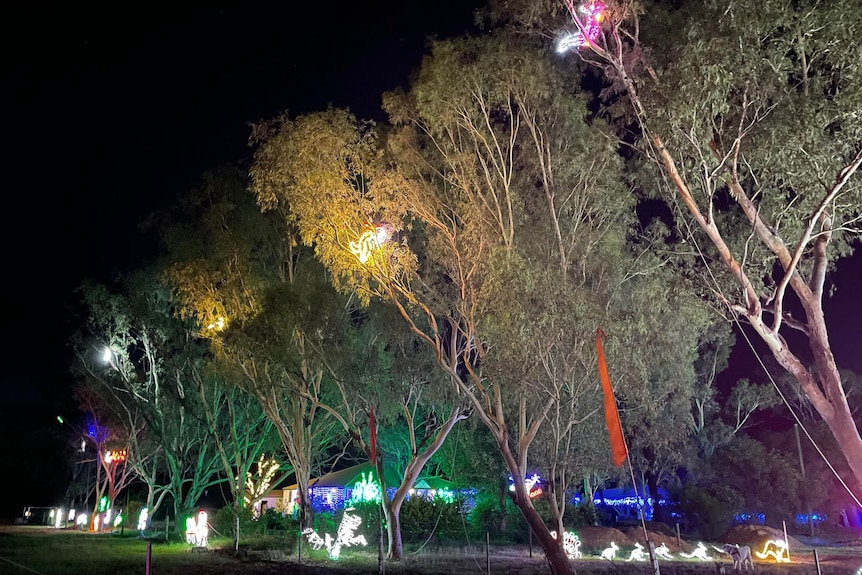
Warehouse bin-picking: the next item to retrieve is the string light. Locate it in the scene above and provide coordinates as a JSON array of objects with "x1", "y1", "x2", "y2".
[
  {"x1": 655, "y1": 543, "x2": 674, "y2": 560},
  {"x1": 302, "y1": 509, "x2": 367, "y2": 560},
  {"x1": 755, "y1": 539, "x2": 790, "y2": 563},
  {"x1": 348, "y1": 225, "x2": 391, "y2": 264},
  {"x1": 680, "y1": 542, "x2": 712, "y2": 561},
  {"x1": 557, "y1": 0, "x2": 605, "y2": 52}
]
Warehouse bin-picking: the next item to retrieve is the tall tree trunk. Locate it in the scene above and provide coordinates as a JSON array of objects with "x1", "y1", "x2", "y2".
[{"x1": 384, "y1": 499, "x2": 405, "y2": 561}]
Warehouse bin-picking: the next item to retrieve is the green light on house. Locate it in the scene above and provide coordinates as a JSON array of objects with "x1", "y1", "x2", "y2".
[{"x1": 347, "y1": 471, "x2": 381, "y2": 504}]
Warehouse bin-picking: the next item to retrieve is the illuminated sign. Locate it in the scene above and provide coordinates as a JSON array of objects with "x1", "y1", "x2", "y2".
[
  {"x1": 508, "y1": 474, "x2": 543, "y2": 499},
  {"x1": 104, "y1": 449, "x2": 127, "y2": 463}
]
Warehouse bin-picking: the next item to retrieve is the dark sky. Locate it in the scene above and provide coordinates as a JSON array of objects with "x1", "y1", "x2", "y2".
[{"x1": 4, "y1": 2, "x2": 487, "y2": 409}]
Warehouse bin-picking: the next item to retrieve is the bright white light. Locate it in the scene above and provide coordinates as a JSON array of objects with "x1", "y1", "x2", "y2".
[
  {"x1": 76, "y1": 513, "x2": 87, "y2": 527},
  {"x1": 680, "y1": 542, "x2": 712, "y2": 561},
  {"x1": 556, "y1": 32, "x2": 583, "y2": 53},
  {"x1": 137, "y1": 508, "x2": 148, "y2": 531},
  {"x1": 303, "y1": 509, "x2": 367, "y2": 560},
  {"x1": 625, "y1": 542, "x2": 647, "y2": 562},
  {"x1": 655, "y1": 543, "x2": 674, "y2": 560},
  {"x1": 102, "y1": 347, "x2": 112, "y2": 363},
  {"x1": 54, "y1": 509, "x2": 63, "y2": 528},
  {"x1": 600, "y1": 541, "x2": 619, "y2": 560},
  {"x1": 755, "y1": 539, "x2": 789, "y2": 563}
]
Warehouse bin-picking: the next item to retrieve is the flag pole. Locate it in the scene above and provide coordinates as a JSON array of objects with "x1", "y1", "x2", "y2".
[{"x1": 596, "y1": 328, "x2": 659, "y2": 574}]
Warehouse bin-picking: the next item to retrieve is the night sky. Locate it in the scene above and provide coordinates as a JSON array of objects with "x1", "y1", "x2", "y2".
[{"x1": 2, "y1": 2, "x2": 859, "y2": 517}]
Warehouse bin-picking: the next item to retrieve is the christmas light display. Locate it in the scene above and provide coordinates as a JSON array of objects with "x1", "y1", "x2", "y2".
[
  {"x1": 655, "y1": 543, "x2": 674, "y2": 560},
  {"x1": 103, "y1": 449, "x2": 128, "y2": 464},
  {"x1": 137, "y1": 508, "x2": 149, "y2": 531},
  {"x1": 550, "y1": 531, "x2": 582, "y2": 558},
  {"x1": 76, "y1": 513, "x2": 88, "y2": 528},
  {"x1": 302, "y1": 509, "x2": 368, "y2": 560},
  {"x1": 600, "y1": 541, "x2": 619, "y2": 560},
  {"x1": 625, "y1": 542, "x2": 648, "y2": 562},
  {"x1": 508, "y1": 474, "x2": 543, "y2": 498},
  {"x1": 244, "y1": 454, "x2": 280, "y2": 517},
  {"x1": 680, "y1": 541, "x2": 712, "y2": 561},
  {"x1": 557, "y1": 0, "x2": 605, "y2": 52},
  {"x1": 185, "y1": 510, "x2": 209, "y2": 548},
  {"x1": 755, "y1": 539, "x2": 789, "y2": 563},
  {"x1": 348, "y1": 471, "x2": 382, "y2": 504},
  {"x1": 54, "y1": 508, "x2": 63, "y2": 528},
  {"x1": 348, "y1": 225, "x2": 391, "y2": 264}
]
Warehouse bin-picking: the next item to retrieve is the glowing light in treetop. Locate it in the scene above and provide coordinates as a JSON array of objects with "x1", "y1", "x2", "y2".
[
  {"x1": 302, "y1": 509, "x2": 367, "y2": 560},
  {"x1": 557, "y1": 0, "x2": 605, "y2": 52},
  {"x1": 348, "y1": 224, "x2": 391, "y2": 264}
]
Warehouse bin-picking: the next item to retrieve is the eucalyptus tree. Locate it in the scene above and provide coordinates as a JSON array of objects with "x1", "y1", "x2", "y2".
[
  {"x1": 249, "y1": 34, "x2": 712, "y2": 574},
  {"x1": 515, "y1": 0, "x2": 862, "y2": 491},
  {"x1": 159, "y1": 168, "x2": 344, "y2": 529},
  {"x1": 72, "y1": 273, "x2": 227, "y2": 522}
]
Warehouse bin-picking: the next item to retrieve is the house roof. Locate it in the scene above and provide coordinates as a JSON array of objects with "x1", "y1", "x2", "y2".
[{"x1": 283, "y1": 461, "x2": 454, "y2": 491}]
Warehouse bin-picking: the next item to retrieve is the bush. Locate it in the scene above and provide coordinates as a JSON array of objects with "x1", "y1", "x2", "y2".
[
  {"x1": 672, "y1": 483, "x2": 743, "y2": 540},
  {"x1": 399, "y1": 495, "x2": 465, "y2": 543}
]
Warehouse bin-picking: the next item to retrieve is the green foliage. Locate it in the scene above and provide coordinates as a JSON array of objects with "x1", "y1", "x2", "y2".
[
  {"x1": 399, "y1": 496, "x2": 464, "y2": 543},
  {"x1": 563, "y1": 501, "x2": 599, "y2": 528},
  {"x1": 466, "y1": 491, "x2": 528, "y2": 543},
  {"x1": 671, "y1": 482, "x2": 743, "y2": 540}
]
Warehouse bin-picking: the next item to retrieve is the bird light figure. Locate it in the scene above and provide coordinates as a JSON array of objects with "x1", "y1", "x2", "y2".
[
  {"x1": 755, "y1": 539, "x2": 789, "y2": 563},
  {"x1": 302, "y1": 509, "x2": 367, "y2": 560},
  {"x1": 655, "y1": 543, "x2": 674, "y2": 560},
  {"x1": 625, "y1": 542, "x2": 648, "y2": 562},
  {"x1": 600, "y1": 541, "x2": 619, "y2": 560},
  {"x1": 680, "y1": 541, "x2": 712, "y2": 561}
]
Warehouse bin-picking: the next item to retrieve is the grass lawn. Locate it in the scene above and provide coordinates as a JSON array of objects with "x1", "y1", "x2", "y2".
[{"x1": 1, "y1": 525, "x2": 860, "y2": 575}]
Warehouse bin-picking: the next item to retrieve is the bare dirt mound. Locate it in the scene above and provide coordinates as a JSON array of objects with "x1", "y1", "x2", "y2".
[
  {"x1": 622, "y1": 526, "x2": 694, "y2": 553},
  {"x1": 575, "y1": 525, "x2": 634, "y2": 550},
  {"x1": 718, "y1": 524, "x2": 804, "y2": 550}
]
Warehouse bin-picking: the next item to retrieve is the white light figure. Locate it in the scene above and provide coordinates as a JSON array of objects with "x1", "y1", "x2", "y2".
[
  {"x1": 302, "y1": 510, "x2": 367, "y2": 560},
  {"x1": 69, "y1": 509, "x2": 76, "y2": 523},
  {"x1": 185, "y1": 517, "x2": 197, "y2": 544},
  {"x1": 550, "y1": 531, "x2": 582, "y2": 558},
  {"x1": 76, "y1": 513, "x2": 88, "y2": 528},
  {"x1": 655, "y1": 543, "x2": 674, "y2": 560},
  {"x1": 563, "y1": 532, "x2": 582, "y2": 558},
  {"x1": 625, "y1": 542, "x2": 648, "y2": 562},
  {"x1": 600, "y1": 541, "x2": 619, "y2": 560},
  {"x1": 755, "y1": 539, "x2": 789, "y2": 563},
  {"x1": 194, "y1": 510, "x2": 208, "y2": 548},
  {"x1": 137, "y1": 508, "x2": 149, "y2": 531},
  {"x1": 113, "y1": 512, "x2": 123, "y2": 528},
  {"x1": 680, "y1": 541, "x2": 712, "y2": 561},
  {"x1": 54, "y1": 509, "x2": 64, "y2": 528},
  {"x1": 349, "y1": 226, "x2": 391, "y2": 264},
  {"x1": 103, "y1": 509, "x2": 112, "y2": 531}
]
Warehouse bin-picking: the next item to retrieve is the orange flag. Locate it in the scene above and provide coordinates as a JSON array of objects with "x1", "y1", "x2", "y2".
[{"x1": 596, "y1": 328, "x2": 628, "y2": 467}]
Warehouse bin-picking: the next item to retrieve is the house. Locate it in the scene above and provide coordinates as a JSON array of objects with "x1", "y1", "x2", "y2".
[{"x1": 257, "y1": 461, "x2": 457, "y2": 516}]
